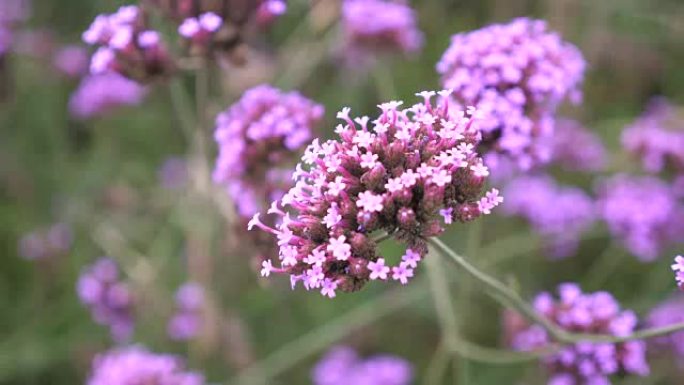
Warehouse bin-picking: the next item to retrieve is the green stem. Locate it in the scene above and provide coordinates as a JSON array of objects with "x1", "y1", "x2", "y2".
[
  {"x1": 169, "y1": 78, "x2": 196, "y2": 143},
  {"x1": 429, "y1": 237, "x2": 684, "y2": 345}
]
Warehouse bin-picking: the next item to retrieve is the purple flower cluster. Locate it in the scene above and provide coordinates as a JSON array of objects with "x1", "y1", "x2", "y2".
[
  {"x1": 69, "y1": 73, "x2": 147, "y2": 119},
  {"x1": 83, "y1": 5, "x2": 173, "y2": 82},
  {"x1": 18, "y1": 223, "x2": 72, "y2": 261},
  {"x1": 646, "y1": 294, "x2": 684, "y2": 361},
  {"x1": 77, "y1": 258, "x2": 134, "y2": 341},
  {"x1": 146, "y1": 0, "x2": 286, "y2": 63},
  {"x1": 312, "y1": 346, "x2": 412, "y2": 385},
  {"x1": 168, "y1": 282, "x2": 204, "y2": 341},
  {"x1": 249, "y1": 91, "x2": 502, "y2": 297},
  {"x1": 672, "y1": 255, "x2": 684, "y2": 290},
  {"x1": 341, "y1": 0, "x2": 423, "y2": 61},
  {"x1": 213, "y1": 84, "x2": 324, "y2": 218},
  {"x1": 437, "y1": 18, "x2": 585, "y2": 171},
  {"x1": 0, "y1": 0, "x2": 30, "y2": 56},
  {"x1": 87, "y1": 346, "x2": 204, "y2": 385},
  {"x1": 502, "y1": 175, "x2": 595, "y2": 259},
  {"x1": 622, "y1": 98, "x2": 684, "y2": 174},
  {"x1": 596, "y1": 175, "x2": 684, "y2": 261},
  {"x1": 512, "y1": 283, "x2": 649, "y2": 385},
  {"x1": 548, "y1": 119, "x2": 607, "y2": 172}
]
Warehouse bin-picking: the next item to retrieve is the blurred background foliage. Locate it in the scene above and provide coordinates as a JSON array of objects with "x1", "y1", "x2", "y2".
[{"x1": 2, "y1": 0, "x2": 684, "y2": 384}]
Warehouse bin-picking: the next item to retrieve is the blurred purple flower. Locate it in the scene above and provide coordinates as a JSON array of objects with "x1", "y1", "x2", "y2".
[
  {"x1": 646, "y1": 294, "x2": 684, "y2": 361},
  {"x1": 249, "y1": 92, "x2": 501, "y2": 297},
  {"x1": 548, "y1": 119, "x2": 607, "y2": 172},
  {"x1": 0, "y1": 0, "x2": 30, "y2": 24},
  {"x1": 0, "y1": 26, "x2": 11, "y2": 55},
  {"x1": 213, "y1": 84, "x2": 323, "y2": 218},
  {"x1": 596, "y1": 175, "x2": 684, "y2": 261},
  {"x1": 622, "y1": 98, "x2": 684, "y2": 173},
  {"x1": 512, "y1": 283, "x2": 649, "y2": 384},
  {"x1": 168, "y1": 282, "x2": 204, "y2": 341},
  {"x1": 87, "y1": 345, "x2": 204, "y2": 385},
  {"x1": 69, "y1": 73, "x2": 147, "y2": 119},
  {"x1": 437, "y1": 18, "x2": 585, "y2": 172},
  {"x1": 158, "y1": 157, "x2": 188, "y2": 190},
  {"x1": 77, "y1": 257, "x2": 134, "y2": 341},
  {"x1": 502, "y1": 175, "x2": 595, "y2": 259},
  {"x1": 82, "y1": 5, "x2": 173, "y2": 82},
  {"x1": 52, "y1": 45, "x2": 89, "y2": 77},
  {"x1": 18, "y1": 223, "x2": 72, "y2": 260},
  {"x1": 341, "y1": 0, "x2": 423, "y2": 63},
  {"x1": 312, "y1": 346, "x2": 412, "y2": 385}
]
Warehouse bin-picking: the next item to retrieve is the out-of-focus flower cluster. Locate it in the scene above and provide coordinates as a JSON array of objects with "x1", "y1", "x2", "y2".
[
  {"x1": 647, "y1": 294, "x2": 684, "y2": 362},
  {"x1": 502, "y1": 175, "x2": 595, "y2": 259},
  {"x1": 437, "y1": 17, "x2": 585, "y2": 172},
  {"x1": 146, "y1": 0, "x2": 286, "y2": 63},
  {"x1": 249, "y1": 91, "x2": 502, "y2": 297},
  {"x1": 512, "y1": 283, "x2": 649, "y2": 385},
  {"x1": 0, "y1": 0, "x2": 30, "y2": 56},
  {"x1": 77, "y1": 258, "x2": 135, "y2": 341},
  {"x1": 312, "y1": 346, "x2": 412, "y2": 385},
  {"x1": 83, "y1": 5, "x2": 173, "y2": 82},
  {"x1": 213, "y1": 84, "x2": 324, "y2": 218},
  {"x1": 596, "y1": 175, "x2": 684, "y2": 261},
  {"x1": 69, "y1": 72, "x2": 147, "y2": 119},
  {"x1": 18, "y1": 223, "x2": 72, "y2": 261},
  {"x1": 622, "y1": 98, "x2": 684, "y2": 174},
  {"x1": 341, "y1": 0, "x2": 423, "y2": 64},
  {"x1": 87, "y1": 346, "x2": 205, "y2": 385},
  {"x1": 548, "y1": 119, "x2": 607, "y2": 173},
  {"x1": 168, "y1": 282, "x2": 204, "y2": 341}
]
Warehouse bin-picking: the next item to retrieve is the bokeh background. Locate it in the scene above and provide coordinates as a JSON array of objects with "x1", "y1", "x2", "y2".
[{"x1": 2, "y1": 0, "x2": 684, "y2": 384}]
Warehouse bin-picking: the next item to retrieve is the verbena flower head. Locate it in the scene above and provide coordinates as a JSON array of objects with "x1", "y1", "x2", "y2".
[
  {"x1": 512, "y1": 283, "x2": 649, "y2": 385},
  {"x1": 672, "y1": 255, "x2": 684, "y2": 290},
  {"x1": 18, "y1": 223, "x2": 72, "y2": 261},
  {"x1": 597, "y1": 175, "x2": 684, "y2": 261},
  {"x1": 69, "y1": 73, "x2": 147, "y2": 119},
  {"x1": 82, "y1": 5, "x2": 173, "y2": 82},
  {"x1": 502, "y1": 175, "x2": 595, "y2": 259},
  {"x1": 549, "y1": 119, "x2": 607, "y2": 172},
  {"x1": 646, "y1": 294, "x2": 684, "y2": 362},
  {"x1": 312, "y1": 346, "x2": 412, "y2": 385},
  {"x1": 341, "y1": 0, "x2": 423, "y2": 62},
  {"x1": 249, "y1": 91, "x2": 502, "y2": 297},
  {"x1": 437, "y1": 17, "x2": 585, "y2": 171},
  {"x1": 622, "y1": 97, "x2": 684, "y2": 174},
  {"x1": 213, "y1": 84, "x2": 324, "y2": 218},
  {"x1": 146, "y1": 0, "x2": 286, "y2": 63},
  {"x1": 87, "y1": 345, "x2": 205, "y2": 385},
  {"x1": 77, "y1": 258, "x2": 134, "y2": 341},
  {"x1": 168, "y1": 282, "x2": 204, "y2": 341}
]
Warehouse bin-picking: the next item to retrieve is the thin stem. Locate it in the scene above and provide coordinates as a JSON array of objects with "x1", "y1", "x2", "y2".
[
  {"x1": 422, "y1": 343, "x2": 450, "y2": 385},
  {"x1": 169, "y1": 78, "x2": 196, "y2": 143},
  {"x1": 228, "y1": 283, "x2": 428, "y2": 385},
  {"x1": 430, "y1": 237, "x2": 684, "y2": 345}
]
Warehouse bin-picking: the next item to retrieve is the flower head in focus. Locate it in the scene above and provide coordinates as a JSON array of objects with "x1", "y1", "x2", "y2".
[
  {"x1": 168, "y1": 282, "x2": 204, "y2": 341},
  {"x1": 341, "y1": 0, "x2": 423, "y2": 65},
  {"x1": 597, "y1": 175, "x2": 684, "y2": 261},
  {"x1": 622, "y1": 97, "x2": 684, "y2": 174},
  {"x1": 249, "y1": 91, "x2": 502, "y2": 297},
  {"x1": 18, "y1": 223, "x2": 72, "y2": 261},
  {"x1": 437, "y1": 17, "x2": 585, "y2": 172},
  {"x1": 502, "y1": 175, "x2": 596, "y2": 259},
  {"x1": 511, "y1": 283, "x2": 649, "y2": 385},
  {"x1": 87, "y1": 345, "x2": 205, "y2": 385},
  {"x1": 672, "y1": 255, "x2": 684, "y2": 290},
  {"x1": 312, "y1": 346, "x2": 412, "y2": 385},
  {"x1": 77, "y1": 257, "x2": 134, "y2": 341},
  {"x1": 82, "y1": 5, "x2": 173, "y2": 82},
  {"x1": 69, "y1": 73, "x2": 147, "y2": 119}
]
